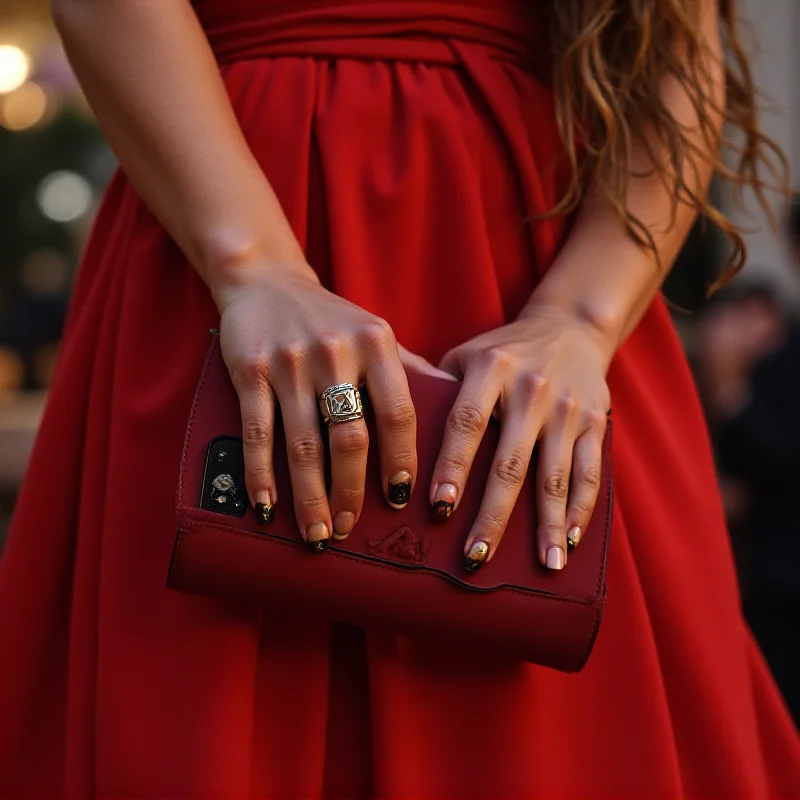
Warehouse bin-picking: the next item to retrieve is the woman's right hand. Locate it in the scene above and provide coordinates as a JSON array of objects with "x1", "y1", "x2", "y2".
[{"x1": 217, "y1": 261, "x2": 418, "y2": 551}]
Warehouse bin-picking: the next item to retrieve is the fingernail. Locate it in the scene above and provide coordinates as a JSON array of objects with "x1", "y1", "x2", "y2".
[
  {"x1": 566, "y1": 526, "x2": 582, "y2": 550},
  {"x1": 465, "y1": 541, "x2": 489, "y2": 573},
  {"x1": 333, "y1": 512, "x2": 355, "y2": 540},
  {"x1": 387, "y1": 471, "x2": 412, "y2": 509},
  {"x1": 254, "y1": 491, "x2": 274, "y2": 526},
  {"x1": 306, "y1": 521, "x2": 330, "y2": 555},
  {"x1": 546, "y1": 546, "x2": 565, "y2": 571},
  {"x1": 432, "y1": 483, "x2": 457, "y2": 523}
]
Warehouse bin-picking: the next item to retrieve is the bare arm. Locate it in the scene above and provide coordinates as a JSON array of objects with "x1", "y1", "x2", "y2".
[
  {"x1": 526, "y1": 0, "x2": 725, "y2": 364},
  {"x1": 431, "y1": 0, "x2": 728, "y2": 571},
  {"x1": 51, "y1": 0, "x2": 310, "y2": 300},
  {"x1": 53, "y1": 0, "x2": 420, "y2": 549}
]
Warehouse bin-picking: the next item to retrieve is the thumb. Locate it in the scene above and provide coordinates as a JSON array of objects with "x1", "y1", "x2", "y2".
[
  {"x1": 397, "y1": 343, "x2": 459, "y2": 382},
  {"x1": 437, "y1": 346, "x2": 464, "y2": 380}
]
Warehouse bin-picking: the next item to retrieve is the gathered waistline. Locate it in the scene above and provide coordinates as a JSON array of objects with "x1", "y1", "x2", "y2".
[{"x1": 202, "y1": 1, "x2": 546, "y2": 73}]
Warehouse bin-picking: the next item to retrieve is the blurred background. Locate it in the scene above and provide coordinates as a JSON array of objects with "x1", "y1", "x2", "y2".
[{"x1": 0, "y1": 0, "x2": 798, "y2": 724}]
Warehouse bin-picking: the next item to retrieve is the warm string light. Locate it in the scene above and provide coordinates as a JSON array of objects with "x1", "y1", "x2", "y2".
[
  {"x1": 0, "y1": 44, "x2": 30, "y2": 94},
  {"x1": 1, "y1": 82, "x2": 48, "y2": 130}
]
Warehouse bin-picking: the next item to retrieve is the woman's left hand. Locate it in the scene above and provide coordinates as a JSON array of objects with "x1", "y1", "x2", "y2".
[{"x1": 431, "y1": 304, "x2": 612, "y2": 572}]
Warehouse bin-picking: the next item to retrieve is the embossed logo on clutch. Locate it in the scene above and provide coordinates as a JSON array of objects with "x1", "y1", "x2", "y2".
[{"x1": 365, "y1": 525, "x2": 430, "y2": 564}]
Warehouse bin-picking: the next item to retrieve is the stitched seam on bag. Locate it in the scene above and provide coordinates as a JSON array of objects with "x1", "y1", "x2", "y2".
[
  {"x1": 574, "y1": 425, "x2": 614, "y2": 670},
  {"x1": 178, "y1": 517, "x2": 605, "y2": 608},
  {"x1": 576, "y1": 596, "x2": 606, "y2": 670},
  {"x1": 166, "y1": 529, "x2": 186, "y2": 586},
  {"x1": 176, "y1": 336, "x2": 217, "y2": 513},
  {"x1": 594, "y1": 418, "x2": 614, "y2": 600}
]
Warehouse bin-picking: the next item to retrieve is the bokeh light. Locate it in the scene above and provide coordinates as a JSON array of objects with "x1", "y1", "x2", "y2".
[
  {"x1": 36, "y1": 171, "x2": 94, "y2": 223},
  {"x1": 0, "y1": 82, "x2": 48, "y2": 130},
  {"x1": 0, "y1": 45, "x2": 30, "y2": 94},
  {"x1": 0, "y1": 347, "x2": 25, "y2": 394}
]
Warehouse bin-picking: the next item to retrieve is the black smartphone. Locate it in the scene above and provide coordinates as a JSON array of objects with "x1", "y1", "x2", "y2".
[{"x1": 199, "y1": 436, "x2": 247, "y2": 518}]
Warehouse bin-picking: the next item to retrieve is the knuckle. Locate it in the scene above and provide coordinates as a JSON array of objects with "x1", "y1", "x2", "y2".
[
  {"x1": 332, "y1": 424, "x2": 369, "y2": 456},
  {"x1": 243, "y1": 418, "x2": 271, "y2": 447},
  {"x1": 581, "y1": 465, "x2": 603, "y2": 492},
  {"x1": 275, "y1": 340, "x2": 307, "y2": 374},
  {"x1": 448, "y1": 403, "x2": 486, "y2": 437},
  {"x1": 391, "y1": 450, "x2": 417, "y2": 466},
  {"x1": 556, "y1": 393, "x2": 578, "y2": 419},
  {"x1": 360, "y1": 317, "x2": 394, "y2": 349},
  {"x1": 543, "y1": 468, "x2": 569, "y2": 500},
  {"x1": 476, "y1": 512, "x2": 507, "y2": 539},
  {"x1": 244, "y1": 463, "x2": 272, "y2": 482},
  {"x1": 297, "y1": 493, "x2": 328, "y2": 514},
  {"x1": 233, "y1": 354, "x2": 269, "y2": 388},
  {"x1": 333, "y1": 486, "x2": 364, "y2": 506},
  {"x1": 383, "y1": 401, "x2": 416, "y2": 435},
  {"x1": 586, "y1": 409, "x2": 609, "y2": 431},
  {"x1": 519, "y1": 370, "x2": 548, "y2": 401},
  {"x1": 482, "y1": 346, "x2": 513, "y2": 373},
  {"x1": 494, "y1": 449, "x2": 529, "y2": 487},
  {"x1": 539, "y1": 521, "x2": 565, "y2": 542},
  {"x1": 288, "y1": 435, "x2": 323, "y2": 467},
  {"x1": 314, "y1": 332, "x2": 346, "y2": 363},
  {"x1": 570, "y1": 500, "x2": 595, "y2": 522},
  {"x1": 439, "y1": 453, "x2": 470, "y2": 475}
]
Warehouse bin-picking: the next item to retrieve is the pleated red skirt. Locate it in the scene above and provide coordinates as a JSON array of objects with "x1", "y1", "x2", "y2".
[{"x1": 1, "y1": 1, "x2": 798, "y2": 797}]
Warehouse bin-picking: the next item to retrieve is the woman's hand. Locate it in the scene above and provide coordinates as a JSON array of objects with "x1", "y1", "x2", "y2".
[
  {"x1": 217, "y1": 261, "x2": 419, "y2": 551},
  {"x1": 432, "y1": 305, "x2": 612, "y2": 572}
]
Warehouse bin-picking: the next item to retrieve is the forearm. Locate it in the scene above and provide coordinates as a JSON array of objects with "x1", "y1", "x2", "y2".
[
  {"x1": 52, "y1": 0, "x2": 309, "y2": 304},
  {"x1": 525, "y1": 0, "x2": 724, "y2": 366}
]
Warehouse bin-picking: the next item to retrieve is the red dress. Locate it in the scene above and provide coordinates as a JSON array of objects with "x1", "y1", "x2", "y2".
[{"x1": 1, "y1": 2, "x2": 798, "y2": 797}]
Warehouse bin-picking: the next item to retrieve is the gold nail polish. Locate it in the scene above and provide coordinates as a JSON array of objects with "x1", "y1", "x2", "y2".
[
  {"x1": 254, "y1": 491, "x2": 274, "y2": 526},
  {"x1": 567, "y1": 526, "x2": 582, "y2": 550},
  {"x1": 465, "y1": 541, "x2": 489, "y2": 573}
]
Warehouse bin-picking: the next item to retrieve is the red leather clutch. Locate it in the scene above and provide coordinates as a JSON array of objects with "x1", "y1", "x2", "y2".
[{"x1": 169, "y1": 336, "x2": 614, "y2": 672}]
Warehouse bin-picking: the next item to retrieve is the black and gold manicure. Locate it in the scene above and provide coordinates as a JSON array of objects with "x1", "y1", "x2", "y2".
[
  {"x1": 432, "y1": 483, "x2": 457, "y2": 523},
  {"x1": 433, "y1": 500, "x2": 454, "y2": 523},
  {"x1": 566, "y1": 526, "x2": 582, "y2": 550},
  {"x1": 465, "y1": 541, "x2": 489, "y2": 573},
  {"x1": 254, "y1": 491, "x2": 274, "y2": 526},
  {"x1": 388, "y1": 471, "x2": 412, "y2": 509},
  {"x1": 255, "y1": 503, "x2": 274, "y2": 525},
  {"x1": 306, "y1": 521, "x2": 330, "y2": 555}
]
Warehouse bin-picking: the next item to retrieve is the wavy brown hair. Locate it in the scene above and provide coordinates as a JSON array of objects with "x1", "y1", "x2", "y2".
[{"x1": 548, "y1": 0, "x2": 789, "y2": 293}]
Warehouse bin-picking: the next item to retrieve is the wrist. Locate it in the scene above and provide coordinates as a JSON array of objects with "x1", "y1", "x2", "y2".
[
  {"x1": 202, "y1": 240, "x2": 318, "y2": 310},
  {"x1": 520, "y1": 290, "x2": 624, "y2": 366}
]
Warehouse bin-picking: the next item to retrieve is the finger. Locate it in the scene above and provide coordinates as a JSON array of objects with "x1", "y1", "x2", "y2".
[
  {"x1": 361, "y1": 323, "x2": 418, "y2": 510},
  {"x1": 430, "y1": 363, "x2": 502, "y2": 521},
  {"x1": 565, "y1": 419, "x2": 607, "y2": 550},
  {"x1": 462, "y1": 392, "x2": 540, "y2": 572},
  {"x1": 536, "y1": 406, "x2": 580, "y2": 571},
  {"x1": 437, "y1": 345, "x2": 465, "y2": 379},
  {"x1": 320, "y1": 381, "x2": 369, "y2": 541},
  {"x1": 233, "y1": 370, "x2": 278, "y2": 527},
  {"x1": 276, "y1": 383, "x2": 332, "y2": 554},
  {"x1": 397, "y1": 343, "x2": 458, "y2": 382}
]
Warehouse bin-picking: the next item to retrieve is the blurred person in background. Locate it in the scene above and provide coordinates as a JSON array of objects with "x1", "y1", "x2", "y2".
[
  {"x1": 698, "y1": 203, "x2": 800, "y2": 727},
  {"x1": 0, "y1": 1, "x2": 799, "y2": 799}
]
